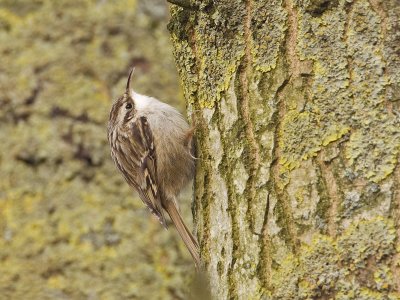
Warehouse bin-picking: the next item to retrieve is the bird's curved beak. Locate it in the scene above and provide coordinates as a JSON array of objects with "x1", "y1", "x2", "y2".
[{"x1": 126, "y1": 67, "x2": 135, "y2": 93}]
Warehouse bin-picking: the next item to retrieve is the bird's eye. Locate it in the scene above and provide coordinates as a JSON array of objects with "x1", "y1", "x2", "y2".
[{"x1": 125, "y1": 103, "x2": 133, "y2": 110}]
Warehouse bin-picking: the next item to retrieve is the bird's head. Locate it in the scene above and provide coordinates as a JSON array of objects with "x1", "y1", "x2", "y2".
[{"x1": 108, "y1": 68, "x2": 136, "y2": 131}]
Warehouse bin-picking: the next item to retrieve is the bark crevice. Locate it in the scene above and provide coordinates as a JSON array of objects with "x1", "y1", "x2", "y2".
[
  {"x1": 316, "y1": 150, "x2": 340, "y2": 237},
  {"x1": 239, "y1": 0, "x2": 261, "y2": 233}
]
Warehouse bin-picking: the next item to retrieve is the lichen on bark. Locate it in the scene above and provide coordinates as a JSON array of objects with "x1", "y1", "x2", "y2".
[{"x1": 169, "y1": 0, "x2": 400, "y2": 298}]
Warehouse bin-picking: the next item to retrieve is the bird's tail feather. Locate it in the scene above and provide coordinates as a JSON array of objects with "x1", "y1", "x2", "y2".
[{"x1": 165, "y1": 200, "x2": 200, "y2": 268}]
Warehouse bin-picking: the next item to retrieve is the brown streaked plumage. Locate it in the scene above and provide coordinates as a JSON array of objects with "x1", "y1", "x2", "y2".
[{"x1": 107, "y1": 68, "x2": 200, "y2": 267}]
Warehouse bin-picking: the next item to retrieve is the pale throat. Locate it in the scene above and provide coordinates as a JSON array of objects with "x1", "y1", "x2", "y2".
[{"x1": 130, "y1": 90, "x2": 150, "y2": 111}]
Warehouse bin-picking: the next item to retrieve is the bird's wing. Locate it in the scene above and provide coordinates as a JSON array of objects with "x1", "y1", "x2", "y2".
[{"x1": 115, "y1": 116, "x2": 166, "y2": 227}]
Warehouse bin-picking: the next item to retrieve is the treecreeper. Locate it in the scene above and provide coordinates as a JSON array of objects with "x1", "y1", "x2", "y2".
[{"x1": 107, "y1": 68, "x2": 200, "y2": 268}]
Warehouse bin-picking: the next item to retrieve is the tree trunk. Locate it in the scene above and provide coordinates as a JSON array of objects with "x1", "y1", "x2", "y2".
[{"x1": 168, "y1": 0, "x2": 400, "y2": 298}]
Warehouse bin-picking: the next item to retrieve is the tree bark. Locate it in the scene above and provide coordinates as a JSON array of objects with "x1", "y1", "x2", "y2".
[{"x1": 168, "y1": 0, "x2": 400, "y2": 298}]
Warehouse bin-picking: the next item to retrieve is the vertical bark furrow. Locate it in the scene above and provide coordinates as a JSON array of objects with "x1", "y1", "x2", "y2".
[
  {"x1": 258, "y1": 192, "x2": 272, "y2": 292},
  {"x1": 284, "y1": 0, "x2": 301, "y2": 77},
  {"x1": 239, "y1": 0, "x2": 261, "y2": 233},
  {"x1": 268, "y1": 0, "x2": 304, "y2": 251},
  {"x1": 271, "y1": 75, "x2": 298, "y2": 251},
  {"x1": 317, "y1": 151, "x2": 340, "y2": 237}
]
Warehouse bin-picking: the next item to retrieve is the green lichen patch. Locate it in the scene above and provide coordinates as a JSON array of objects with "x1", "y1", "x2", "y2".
[
  {"x1": 170, "y1": 1, "x2": 248, "y2": 109},
  {"x1": 272, "y1": 235, "x2": 340, "y2": 299},
  {"x1": 278, "y1": 0, "x2": 400, "y2": 183},
  {"x1": 271, "y1": 217, "x2": 398, "y2": 299},
  {"x1": 251, "y1": 1, "x2": 287, "y2": 72},
  {"x1": 337, "y1": 217, "x2": 396, "y2": 274}
]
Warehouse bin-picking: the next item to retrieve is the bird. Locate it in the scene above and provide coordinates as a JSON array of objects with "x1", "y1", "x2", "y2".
[{"x1": 107, "y1": 68, "x2": 200, "y2": 268}]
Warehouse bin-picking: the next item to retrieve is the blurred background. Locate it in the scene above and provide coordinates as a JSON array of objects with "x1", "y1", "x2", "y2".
[{"x1": 0, "y1": 0, "x2": 196, "y2": 299}]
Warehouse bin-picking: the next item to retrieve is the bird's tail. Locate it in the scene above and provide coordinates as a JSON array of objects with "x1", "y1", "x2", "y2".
[{"x1": 164, "y1": 200, "x2": 200, "y2": 268}]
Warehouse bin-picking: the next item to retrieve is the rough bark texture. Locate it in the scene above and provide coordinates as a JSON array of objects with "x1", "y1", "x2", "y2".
[{"x1": 169, "y1": 0, "x2": 400, "y2": 298}]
